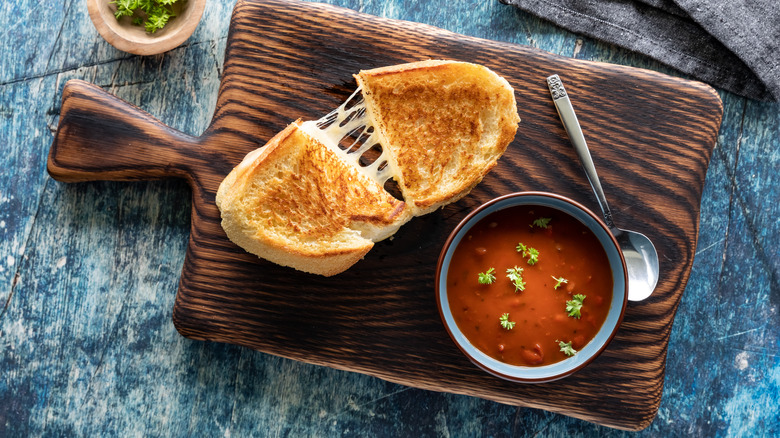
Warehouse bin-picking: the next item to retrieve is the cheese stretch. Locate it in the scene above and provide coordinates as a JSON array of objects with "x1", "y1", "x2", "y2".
[{"x1": 299, "y1": 88, "x2": 396, "y2": 188}]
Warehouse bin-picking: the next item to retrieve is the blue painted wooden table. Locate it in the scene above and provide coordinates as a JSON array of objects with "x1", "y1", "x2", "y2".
[{"x1": 1, "y1": 0, "x2": 778, "y2": 435}]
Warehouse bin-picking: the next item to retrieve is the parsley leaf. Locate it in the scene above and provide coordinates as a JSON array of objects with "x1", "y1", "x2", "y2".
[
  {"x1": 506, "y1": 266, "x2": 526, "y2": 292},
  {"x1": 112, "y1": 0, "x2": 136, "y2": 19},
  {"x1": 516, "y1": 242, "x2": 539, "y2": 265},
  {"x1": 111, "y1": 0, "x2": 180, "y2": 33},
  {"x1": 499, "y1": 313, "x2": 515, "y2": 330},
  {"x1": 551, "y1": 276, "x2": 568, "y2": 290},
  {"x1": 477, "y1": 268, "x2": 496, "y2": 285},
  {"x1": 145, "y1": 7, "x2": 172, "y2": 33},
  {"x1": 566, "y1": 294, "x2": 586, "y2": 319},
  {"x1": 531, "y1": 217, "x2": 552, "y2": 229},
  {"x1": 526, "y1": 247, "x2": 539, "y2": 265},
  {"x1": 557, "y1": 340, "x2": 577, "y2": 356}
]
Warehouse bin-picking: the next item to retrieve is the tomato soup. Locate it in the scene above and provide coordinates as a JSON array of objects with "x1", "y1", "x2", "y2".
[{"x1": 446, "y1": 204, "x2": 613, "y2": 366}]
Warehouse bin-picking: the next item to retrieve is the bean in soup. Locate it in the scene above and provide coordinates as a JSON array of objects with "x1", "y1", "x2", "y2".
[{"x1": 446, "y1": 205, "x2": 613, "y2": 366}]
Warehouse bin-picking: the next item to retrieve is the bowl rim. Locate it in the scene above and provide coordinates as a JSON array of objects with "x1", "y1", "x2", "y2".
[{"x1": 435, "y1": 191, "x2": 628, "y2": 383}]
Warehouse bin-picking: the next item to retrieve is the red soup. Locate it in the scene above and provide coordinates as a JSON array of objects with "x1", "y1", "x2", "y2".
[{"x1": 446, "y1": 204, "x2": 613, "y2": 366}]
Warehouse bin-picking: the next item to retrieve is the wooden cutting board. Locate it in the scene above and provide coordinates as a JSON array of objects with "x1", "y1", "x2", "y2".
[{"x1": 47, "y1": 0, "x2": 723, "y2": 430}]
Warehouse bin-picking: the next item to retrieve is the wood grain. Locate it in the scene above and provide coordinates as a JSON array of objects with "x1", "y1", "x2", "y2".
[{"x1": 47, "y1": 0, "x2": 722, "y2": 430}]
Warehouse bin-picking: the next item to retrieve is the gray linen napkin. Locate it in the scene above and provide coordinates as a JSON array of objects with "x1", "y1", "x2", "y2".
[{"x1": 500, "y1": 0, "x2": 780, "y2": 101}]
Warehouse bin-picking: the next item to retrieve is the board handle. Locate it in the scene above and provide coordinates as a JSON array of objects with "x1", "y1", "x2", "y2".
[{"x1": 48, "y1": 79, "x2": 201, "y2": 183}]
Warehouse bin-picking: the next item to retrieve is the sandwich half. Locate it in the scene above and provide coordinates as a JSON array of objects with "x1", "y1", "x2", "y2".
[
  {"x1": 356, "y1": 60, "x2": 520, "y2": 215},
  {"x1": 217, "y1": 60, "x2": 519, "y2": 276},
  {"x1": 216, "y1": 121, "x2": 411, "y2": 276}
]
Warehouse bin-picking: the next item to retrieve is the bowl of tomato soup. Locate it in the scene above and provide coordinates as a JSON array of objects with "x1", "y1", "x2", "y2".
[{"x1": 436, "y1": 192, "x2": 628, "y2": 383}]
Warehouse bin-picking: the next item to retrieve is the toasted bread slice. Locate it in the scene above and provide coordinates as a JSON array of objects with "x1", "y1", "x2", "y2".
[
  {"x1": 355, "y1": 60, "x2": 520, "y2": 215},
  {"x1": 216, "y1": 121, "x2": 410, "y2": 276},
  {"x1": 217, "y1": 60, "x2": 519, "y2": 276}
]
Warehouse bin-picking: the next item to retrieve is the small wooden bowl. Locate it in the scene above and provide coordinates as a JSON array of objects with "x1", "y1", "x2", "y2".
[{"x1": 87, "y1": 0, "x2": 206, "y2": 55}]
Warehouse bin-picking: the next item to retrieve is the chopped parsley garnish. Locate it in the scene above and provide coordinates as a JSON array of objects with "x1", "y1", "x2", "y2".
[
  {"x1": 499, "y1": 313, "x2": 515, "y2": 330},
  {"x1": 551, "y1": 276, "x2": 568, "y2": 290},
  {"x1": 516, "y1": 242, "x2": 540, "y2": 265},
  {"x1": 112, "y1": 0, "x2": 181, "y2": 33},
  {"x1": 477, "y1": 267, "x2": 496, "y2": 285},
  {"x1": 566, "y1": 294, "x2": 586, "y2": 319},
  {"x1": 506, "y1": 266, "x2": 526, "y2": 292},
  {"x1": 557, "y1": 340, "x2": 577, "y2": 356},
  {"x1": 531, "y1": 217, "x2": 552, "y2": 229}
]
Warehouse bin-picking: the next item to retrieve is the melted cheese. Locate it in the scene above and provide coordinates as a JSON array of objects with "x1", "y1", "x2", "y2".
[{"x1": 299, "y1": 88, "x2": 395, "y2": 188}]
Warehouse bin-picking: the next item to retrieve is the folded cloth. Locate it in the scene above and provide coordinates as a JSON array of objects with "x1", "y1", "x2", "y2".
[{"x1": 500, "y1": 0, "x2": 780, "y2": 101}]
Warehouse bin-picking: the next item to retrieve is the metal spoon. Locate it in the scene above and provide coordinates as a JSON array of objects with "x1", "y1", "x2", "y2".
[{"x1": 546, "y1": 74, "x2": 659, "y2": 301}]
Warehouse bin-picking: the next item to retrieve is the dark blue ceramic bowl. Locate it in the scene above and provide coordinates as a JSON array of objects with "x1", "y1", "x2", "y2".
[{"x1": 436, "y1": 192, "x2": 628, "y2": 383}]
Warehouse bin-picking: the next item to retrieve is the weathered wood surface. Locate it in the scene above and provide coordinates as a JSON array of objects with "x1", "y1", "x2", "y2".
[
  {"x1": 1, "y1": 0, "x2": 778, "y2": 436},
  {"x1": 46, "y1": 0, "x2": 723, "y2": 430}
]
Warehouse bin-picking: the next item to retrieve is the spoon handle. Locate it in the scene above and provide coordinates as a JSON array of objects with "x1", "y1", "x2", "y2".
[{"x1": 546, "y1": 75, "x2": 615, "y2": 229}]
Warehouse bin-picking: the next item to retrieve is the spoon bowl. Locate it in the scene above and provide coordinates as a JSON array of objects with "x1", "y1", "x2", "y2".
[
  {"x1": 547, "y1": 74, "x2": 660, "y2": 301},
  {"x1": 614, "y1": 228, "x2": 659, "y2": 301}
]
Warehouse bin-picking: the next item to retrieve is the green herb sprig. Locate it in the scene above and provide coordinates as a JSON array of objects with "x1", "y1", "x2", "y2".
[
  {"x1": 516, "y1": 242, "x2": 540, "y2": 265},
  {"x1": 531, "y1": 217, "x2": 551, "y2": 229},
  {"x1": 499, "y1": 313, "x2": 515, "y2": 330},
  {"x1": 112, "y1": 0, "x2": 180, "y2": 33},
  {"x1": 551, "y1": 276, "x2": 568, "y2": 290},
  {"x1": 478, "y1": 267, "x2": 496, "y2": 285},
  {"x1": 557, "y1": 340, "x2": 577, "y2": 356},
  {"x1": 566, "y1": 294, "x2": 586, "y2": 319},
  {"x1": 506, "y1": 266, "x2": 526, "y2": 292}
]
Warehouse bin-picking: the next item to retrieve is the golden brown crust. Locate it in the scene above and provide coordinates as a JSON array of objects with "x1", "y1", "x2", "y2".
[
  {"x1": 216, "y1": 122, "x2": 410, "y2": 276},
  {"x1": 356, "y1": 60, "x2": 519, "y2": 215}
]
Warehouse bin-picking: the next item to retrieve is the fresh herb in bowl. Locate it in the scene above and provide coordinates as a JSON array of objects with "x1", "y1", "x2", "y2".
[{"x1": 111, "y1": 0, "x2": 183, "y2": 33}]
